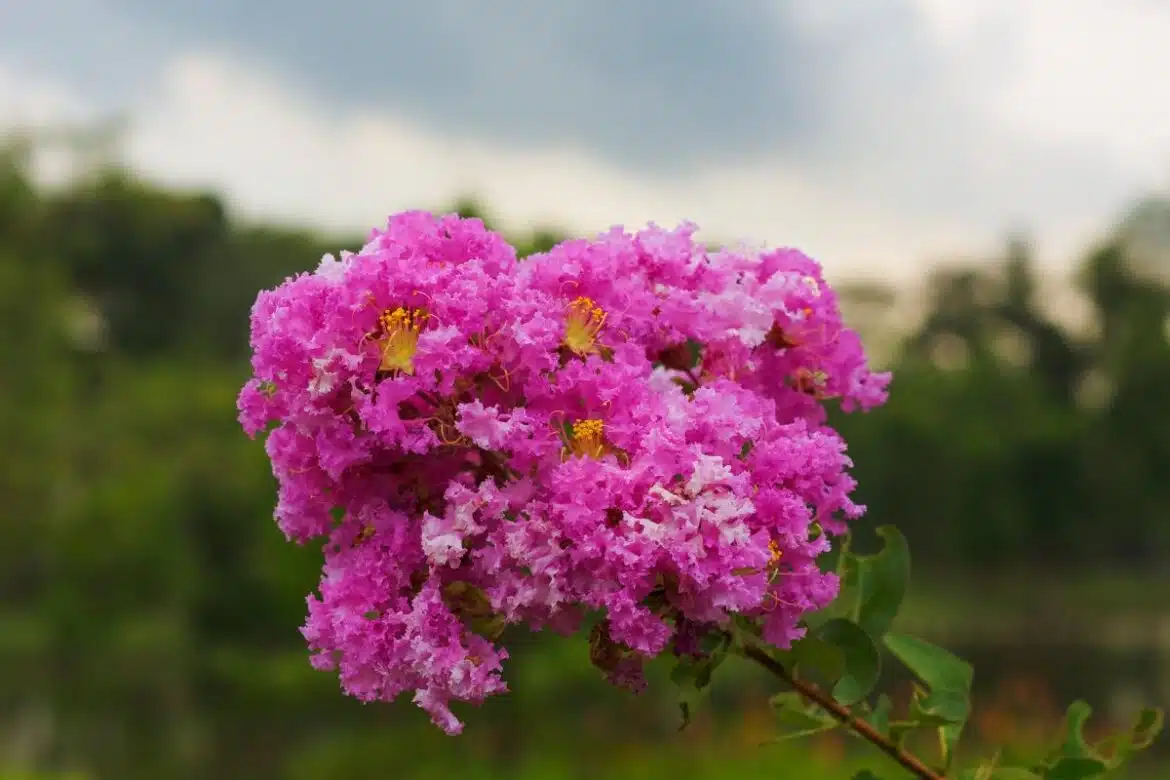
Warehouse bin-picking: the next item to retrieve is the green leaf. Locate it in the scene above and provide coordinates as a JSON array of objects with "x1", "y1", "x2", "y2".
[
  {"x1": 1044, "y1": 702, "x2": 1163, "y2": 772},
  {"x1": 918, "y1": 692, "x2": 970, "y2": 770},
  {"x1": 729, "y1": 614, "x2": 764, "y2": 647},
  {"x1": 668, "y1": 635, "x2": 731, "y2": 731},
  {"x1": 938, "y1": 716, "x2": 967, "y2": 767},
  {"x1": 1053, "y1": 701, "x2": 1096, "y2": 761},
  {"x1": 884, "y1": 632, "x2": 973, "y2": 770},
  {"x1": 668, "y1": 656, "x2": 715, "y2": 691},
  {"x1": 864, "y1": 694, "x2": 893, "y2": 736},
  {"x1": 686, "y1": 338, "x2": 702, "y2": 368},
  {"x1": 815, "y1": 618, "x2": 881, "y2": 705},
  {"x1": 902, "y1": 684, "x2": 970, "y2": 732},
  {"x1": 470, "y1": 614, "x2": 506, "y2": 641},
  {"x1": 805, "y1": 533, "x2": 858, "y2": 628},
  {"x1": 956, "y1": 769, "x2": 1041, "y2": 780},
  {"x1": 441, "y1": 581, "x2": 496, "y2": 619},
  {"x1": 788, "y1": 631, "x2": 846, "y2": 686},
  {"x1": 813, "y1": 540, "x2": 845, "y2": 577},
  {"x1": 697, "y1": 630, "x2": 728, "y2": 655},
  {"x1": 888, "y1": 720, "x2": 919, "y2": 748},
  {"x1": 842, "y1": 695, "x2": 897, "y2": 747},
  {"x1": 850, "y1": 771, "x2": 885, "y2": 780},
  {"x1": 1042, "y1": 757, "x2": 1109, "y2": 780},
  {"x1": 852, "y1": 526, "x2": 911, "y2": 638},
  {"x1": 1124, "y1": 706, "x2": 1164, "y2": 750},
  {"x1": 883, "y1": 632, "x2": 974, "y2": 695},
  {"x1": 768, "y1": 691, "x2": 837, "y2": 741},
  {"x1": 1096, "y1": 706, "x2": 1164, "y2": 767},
  {"x1": 669, "y1": 660, "x2": 707, "y2": 731}
]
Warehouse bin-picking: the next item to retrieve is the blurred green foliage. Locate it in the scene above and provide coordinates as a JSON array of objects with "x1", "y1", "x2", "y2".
[{"x1": 2, "y1": 136, "x2": 1170, "y2": 779}]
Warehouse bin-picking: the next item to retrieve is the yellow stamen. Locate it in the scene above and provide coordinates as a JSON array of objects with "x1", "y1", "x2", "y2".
[
  {"x1": 731, "y1": 542, "x2": 784, "y2": 579},
  {"x1": 793, "y1": 366, "x2": 830, "y2": 398},
  {"x1": 374, "y1": 306, "x2": 427, "y2": 374},
  {"x1": 564, "y1": 296, "x2": 606, "y2": 356},
  {"x1": 353, "y1": 524, "x2": 376, "y2": 547},
  {"x1": 568, "y1": 418, "x2": 607, "y2": 459}
]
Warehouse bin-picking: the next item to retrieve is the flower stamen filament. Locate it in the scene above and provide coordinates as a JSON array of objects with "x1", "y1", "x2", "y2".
[
  {"x1": 564, "y1": 297, "x2": 607, "y2": 356},
  {"x1": 374, "y1": 307, "x2": 427, "y2": 375}
]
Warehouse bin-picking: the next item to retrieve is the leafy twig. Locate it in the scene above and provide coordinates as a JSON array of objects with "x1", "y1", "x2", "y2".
[{"x1": 740, "y1": 642, "x2": 945, "y2": 780}]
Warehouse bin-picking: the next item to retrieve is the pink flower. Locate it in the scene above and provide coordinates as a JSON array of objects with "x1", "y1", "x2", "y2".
[{"x1": 239, "y1": 211, "x2": 889, "y2": 734}]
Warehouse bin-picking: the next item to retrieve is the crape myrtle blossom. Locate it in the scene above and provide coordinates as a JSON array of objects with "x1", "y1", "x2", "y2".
[{"x1": 238, "y1": 211, "x2": 890, "y2": 734}]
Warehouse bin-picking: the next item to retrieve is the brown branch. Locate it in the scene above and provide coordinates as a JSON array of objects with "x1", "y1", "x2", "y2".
[{"x1": 740, "y1": 642, "x2": 946, "y2": 780}]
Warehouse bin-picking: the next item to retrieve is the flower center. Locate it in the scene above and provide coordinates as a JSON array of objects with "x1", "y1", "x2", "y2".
[
  {"x1": 564, "y1": 297, "x2": 606, "y2": 356},
  {"x1": 353, "y1": 524, "x2": 376, "y2": 547},
  {"x1": 792, "y1": 366, "x2": 831, "y2": 398},
  {"x1": 375, "y1": 307, "x2": 427, "y2": 375},
  {"x1": 765, "y1": 308, "x2": 815, "y2": 350},
  {"x1": 568, "y1": 418, "x2": 607, "y2": 459}
]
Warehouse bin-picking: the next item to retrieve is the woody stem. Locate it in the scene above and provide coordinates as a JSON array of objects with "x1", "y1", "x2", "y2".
[{"x1": 739, "y1": 642, "x2": 945, "y2": 780}]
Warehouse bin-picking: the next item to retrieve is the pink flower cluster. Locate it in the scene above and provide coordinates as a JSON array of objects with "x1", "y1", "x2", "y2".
[{"x1": 238, "y1": 212, "x2": 890, "y2": 734}]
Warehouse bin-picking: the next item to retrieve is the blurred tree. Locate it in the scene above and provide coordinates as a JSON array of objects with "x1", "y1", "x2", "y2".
[
  {"x1": 451, "y1": 195, "x2": 492, "y2": 225},
  {"x1": 1075, "y1": 202, "x2": 1170, "y2": 562},
  {"x1": 903, "y1": 265, "x2": 997, "y2": 369},
  {"x1": 43, "y1": 172, "x2": 229, "y2": 356},
  {"x1": 994, "y1": 237, "x2": 1087, "y2": 406},
  {"x1": 4, "y1": 150, "x2": 1170, "y2": 778},
  {"x1": 185, "y1": 225, "x2": 348, "y2": 359}
]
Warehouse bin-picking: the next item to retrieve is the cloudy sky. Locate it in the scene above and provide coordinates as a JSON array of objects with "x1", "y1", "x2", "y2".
[{"x1": 2, "y1": 0, "x2": 1168, "y2": 281}]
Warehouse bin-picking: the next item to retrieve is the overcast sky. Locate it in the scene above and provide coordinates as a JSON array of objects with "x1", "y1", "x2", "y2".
[{"x1": 2, "y1": 0, "x2": 1168, "y2": 281}]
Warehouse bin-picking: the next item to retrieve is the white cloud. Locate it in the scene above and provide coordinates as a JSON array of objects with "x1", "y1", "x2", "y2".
[
  {"x1": 0, "y1": 68, "x2": 92, "y2": 126},
  {"x1": 910, "y1": 0, "x2": 1170, "y2": 180},
  {"x1": 4, "y1": 0, "x2": 1170, "y2": 288},
  {"x1": 0, "y1": 52, "x2": 988, "y2": 282}
]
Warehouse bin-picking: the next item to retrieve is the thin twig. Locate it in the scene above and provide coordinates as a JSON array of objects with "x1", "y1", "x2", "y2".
[{"x1": 740, "y1": 642, "x2": 945, "y2": 780}]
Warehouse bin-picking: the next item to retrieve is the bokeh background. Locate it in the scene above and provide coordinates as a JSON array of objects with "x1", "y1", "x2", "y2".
[{"x1": 2, "y1": 2, "x2": 1169, "y2": 778}]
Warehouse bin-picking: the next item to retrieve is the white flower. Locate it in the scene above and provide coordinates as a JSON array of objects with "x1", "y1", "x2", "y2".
[
  {"x1": 315, "y1": 251, "x2": 352, "y2": 283},
  {"x1": 685, "y1": 453, "x2": 733, "y2": 496}
]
